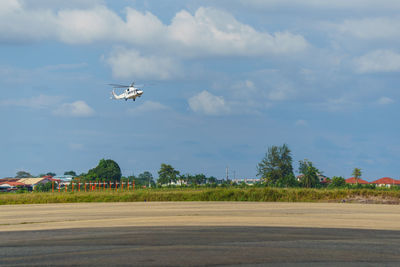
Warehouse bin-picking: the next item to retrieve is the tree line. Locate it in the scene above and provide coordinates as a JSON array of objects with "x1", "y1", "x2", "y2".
[
  {"x1": 12, "y1": 144, "x2": 368, "y2": 190},
  {"x1": 257, "y1": 144, "x2": 366, "y2": 188}
]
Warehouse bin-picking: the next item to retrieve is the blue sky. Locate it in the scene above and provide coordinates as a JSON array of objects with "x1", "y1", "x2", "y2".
[{"x1": 1, "y1": 0, "x2": 400, "y2": 180}]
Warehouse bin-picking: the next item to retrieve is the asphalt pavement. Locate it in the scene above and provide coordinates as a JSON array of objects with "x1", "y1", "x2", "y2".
[{"x1": 1, "y1": 226, "x2": 400, "y2": 266}]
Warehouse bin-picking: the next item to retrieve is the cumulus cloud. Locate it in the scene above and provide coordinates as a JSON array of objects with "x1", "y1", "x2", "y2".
[
  {"x1": 107, "y1": 48, "x2": 181, "y2": 80},
  {"x1": 188, "y1": 90, "x2": 231, "y2": 115},
  {"x1": 0, "y1": 94, "x2": 63, "y2": 108},
  {"x1": 334, "y1": 17, "x2": 400, "y2": 40},
  {"x1": 243, "y1": 0, "x2": 400, "y2": 10},
  {"x1": 0, "y1": 3, "x2": 308, "y2": 56},
  {"x1": 1, "y1": 94, "x2": 95, "y2": 117},
  {"x1": 0, "y1": 2, "x2": 309, "y2": 80},
  {"x1": 52, "y1": 100, "x2": 95, "y2": 117},
  {"x1": 57, "y1": 5, "x2": 122, "y2": 44},
  {"x1": 167, "y1": 7, "x2": 308, "y2": 57},
  {"x1": 354, "y1": 50, "x2": 400, "y2": 73}
]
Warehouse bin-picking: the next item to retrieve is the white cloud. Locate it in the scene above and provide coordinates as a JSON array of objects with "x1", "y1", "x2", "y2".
[
  {"x1": 167, "y1": 7, "x2": 308, "y2": 57},
  {"x1": 334, "y1": 17, "x2": 400, "y2": 40},
  {"x1": 0, "y1": 3, "x2": 308, "y2": 57},
  {"x1": 0, "y1": 0, "x2": 21, "y2": 15},
  {"x1": 354, "y1": 50, "x2": 400, "y2": 73},
  {"x1": 1, "y1": 95, "x2": 94, "y2": 117},
  {"x1": 107, "y1": 48, "x2": 181, "y2": 80},
  {"x1": 57, "y1": 6, "x2": 122, "y2": 44},
  {"x1": 377, "y1": 96, "x2": 394, "y2": 105},
  {"x1": 243, "y1": 0, "x2": 400, "y2": 10},
  {"x1": 0, "y1": 94, "x2": 62, "y2": 108},
  {"x1": 21, "y1": 0, "x2": 104, "y2": 9},
  {"x1": 122, "y1": 8, "x2": 166, "y2": 45},
  {"x1": 52, "y1": 100, "x2": 94, "y2": 117},
  {"x1": 188, "y1": 90, "x2": 231, "y2": 115},
  {"x1": 128, "y1": 101, "x2": 168, "y2": 113}
]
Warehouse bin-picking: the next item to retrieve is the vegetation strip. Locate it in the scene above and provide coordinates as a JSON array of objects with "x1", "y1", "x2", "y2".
[{"x1": 1, "y1": 188, "x2": 400, "y2": 205}]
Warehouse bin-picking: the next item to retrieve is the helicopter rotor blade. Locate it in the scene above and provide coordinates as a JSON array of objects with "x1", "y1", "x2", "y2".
[{"x1": 108, "y1": 83, "x2": 130, "y2": 88}]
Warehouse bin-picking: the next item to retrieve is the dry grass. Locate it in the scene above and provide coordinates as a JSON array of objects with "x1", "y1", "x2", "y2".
[{"x1": 1, "y1": 187, "x2": 400, "y2": 205}]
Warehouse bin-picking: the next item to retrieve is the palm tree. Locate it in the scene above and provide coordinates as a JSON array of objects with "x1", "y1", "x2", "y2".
[{"x1": 352, "y1": 168, "x2": 362, "y2": 185}]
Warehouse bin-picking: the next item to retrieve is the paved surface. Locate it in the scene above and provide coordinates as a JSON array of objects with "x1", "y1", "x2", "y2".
[
  {"x1": 1, "y1": 226, "x2": 400, "y2": 266},
  {"x1": 2, "y1": 202, "x2": 400, "y2": 266},
  {"x1": 2, "y1": 202, "x2": 400, "y2": 231}
]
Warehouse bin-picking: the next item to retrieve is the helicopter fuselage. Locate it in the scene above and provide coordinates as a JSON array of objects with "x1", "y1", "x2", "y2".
[{"x1": 112, "y1": 86, "x2": 143, "y2": 101}]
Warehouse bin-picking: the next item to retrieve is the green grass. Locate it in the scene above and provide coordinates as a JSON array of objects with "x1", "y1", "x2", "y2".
[{"x1": 1, "y1": 188, "x2": 400, "y2": 205}]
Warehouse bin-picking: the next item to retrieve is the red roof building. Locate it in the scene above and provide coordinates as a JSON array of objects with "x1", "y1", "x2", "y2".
[
  {"x1": 0, "y1": 181, "x2": 25, "y2": 186},
  {"x1": 345, "y1": 177, "x2": 369, "y2": 184},
  {"x1": 370, "y1": 177, "x2": 400, "y2": 187}
]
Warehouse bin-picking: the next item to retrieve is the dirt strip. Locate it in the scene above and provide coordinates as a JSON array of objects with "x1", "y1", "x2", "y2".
[{"x1": 1, "y1": 202, "x2": 400, "y2": 232}]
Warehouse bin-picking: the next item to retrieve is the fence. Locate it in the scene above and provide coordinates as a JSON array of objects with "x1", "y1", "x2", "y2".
[{"x1": 52, "y1": 180, "x2": 135, "y2": 193}]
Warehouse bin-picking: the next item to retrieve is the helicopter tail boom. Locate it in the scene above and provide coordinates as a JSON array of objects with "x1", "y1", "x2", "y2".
[{"x1": 111, "y1": 89, "x2": 123, "y2": 100}]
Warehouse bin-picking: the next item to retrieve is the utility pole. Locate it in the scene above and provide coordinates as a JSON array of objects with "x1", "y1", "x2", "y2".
[{"x1": 226, "y1": 166, "x2": 229, "y2": 181}]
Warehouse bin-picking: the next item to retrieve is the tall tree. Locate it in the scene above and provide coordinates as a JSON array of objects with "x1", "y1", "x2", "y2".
[
  {"x1": 15, "y1": 171, "x2": 32, "y2": 178},
  {"x1": 330, "y1": 176, "x2": 346, "y2": 187},
  {"x1": 157, "y1": 164, "x2": 180, "y2": 185},
  {"x1": 352, "y1": 168, "x2": 362, "y2": 185},
  {"x1": 257, "y1": 144, "x2": 294, "y2": 186},
  {"x1": 86, "y1": 159, "x2": 122, "y2": 182},
  {"x1": 298, "y1": 159, "x2": 320, "y2": 188},
  {"x1": 137, "y1": 171, "x2": 155, "y2": 187}
]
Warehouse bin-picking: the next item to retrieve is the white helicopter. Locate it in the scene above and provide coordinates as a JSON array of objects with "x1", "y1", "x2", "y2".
[{"x1": 109, "y1": 82, "x2": 144, "y2": 101}]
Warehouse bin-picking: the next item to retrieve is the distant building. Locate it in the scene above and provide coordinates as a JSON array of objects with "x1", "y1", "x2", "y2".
[
  {"x1": 370, "y1": 177, "x2": 400, "y2": 187},
  {"x1": 53, "y1": 175, "x2": 73, "y2": 182},
  {"x1": 18, "y1": 177, "x2": 53, "y2": 190},
  {"x1": 232, "y1": 178, "x2": 261, "y2": 185},
  {"x1": 345, "y1": 177, "x2": 369, "y2": 184},
  {"x1": 0, "y1": 181, "x2": 27, "y2": 192},
  {"x1": 296, "y1": 174, "x2": 330, "y2": 184},
  {"x1": 0, "y1": 178, "x2": 20, "y2": 183}
]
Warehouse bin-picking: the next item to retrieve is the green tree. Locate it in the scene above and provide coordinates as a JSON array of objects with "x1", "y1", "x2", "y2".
[
  {"x1": 207, "y1": 176, "x2": 217, "y2": 184},
  {"x1": 86, "y1": 159, "x2": 122, "y2": 182},
  {"x1": 137, "y1": 171, "x2": 155, "y2": 187},
  {"x1": 329, "y1": 176, "x2": 346, "y2": 187},
  {"x1": 35, "y1": 182, "x2": 53, "y2": 192},
  {"x1": 276, "y1": 173, "x2": 298, "y2": 188},
  {"x1": 15, "y1": 171, "x2": 32, "y2": 178},
  {"x1": 157, "y1": 164, "x2": 180, "y2": 185},
  {"x1": 193, "y1": 174, "x2": 207, "y2": 185},
  {"x1": 298, "y1": 159, "x2": 320, "y2": 188},
  {"x1": 64, "y1": 171, "x2": 77, "y2": 176},
  {"x1": 257, "y1": 144, "x2": 294, "y2": 186},
  {"x1": 46, "y1": 172, "x2": 56, "y2": 177},
  {"x1": 352, "y1": 168, "x2": 362, "y2": 185}
]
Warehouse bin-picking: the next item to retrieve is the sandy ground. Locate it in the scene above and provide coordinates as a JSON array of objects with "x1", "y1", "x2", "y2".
[{"x1": 1, "y1": 201, "x2": 400, "y2": 232}]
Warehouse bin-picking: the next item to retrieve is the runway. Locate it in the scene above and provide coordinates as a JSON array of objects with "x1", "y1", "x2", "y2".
[
  {"x1": 1, "y1": 202, "x2": 400, "y2": 265},
  {"x1": 2, "y1": 226, "x2": 400, "y2": 266}
]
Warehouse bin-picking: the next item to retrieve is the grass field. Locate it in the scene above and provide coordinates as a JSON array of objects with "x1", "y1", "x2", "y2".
[{"x1": 1, "y1": 187, "x2": 400, "y2": 205}]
